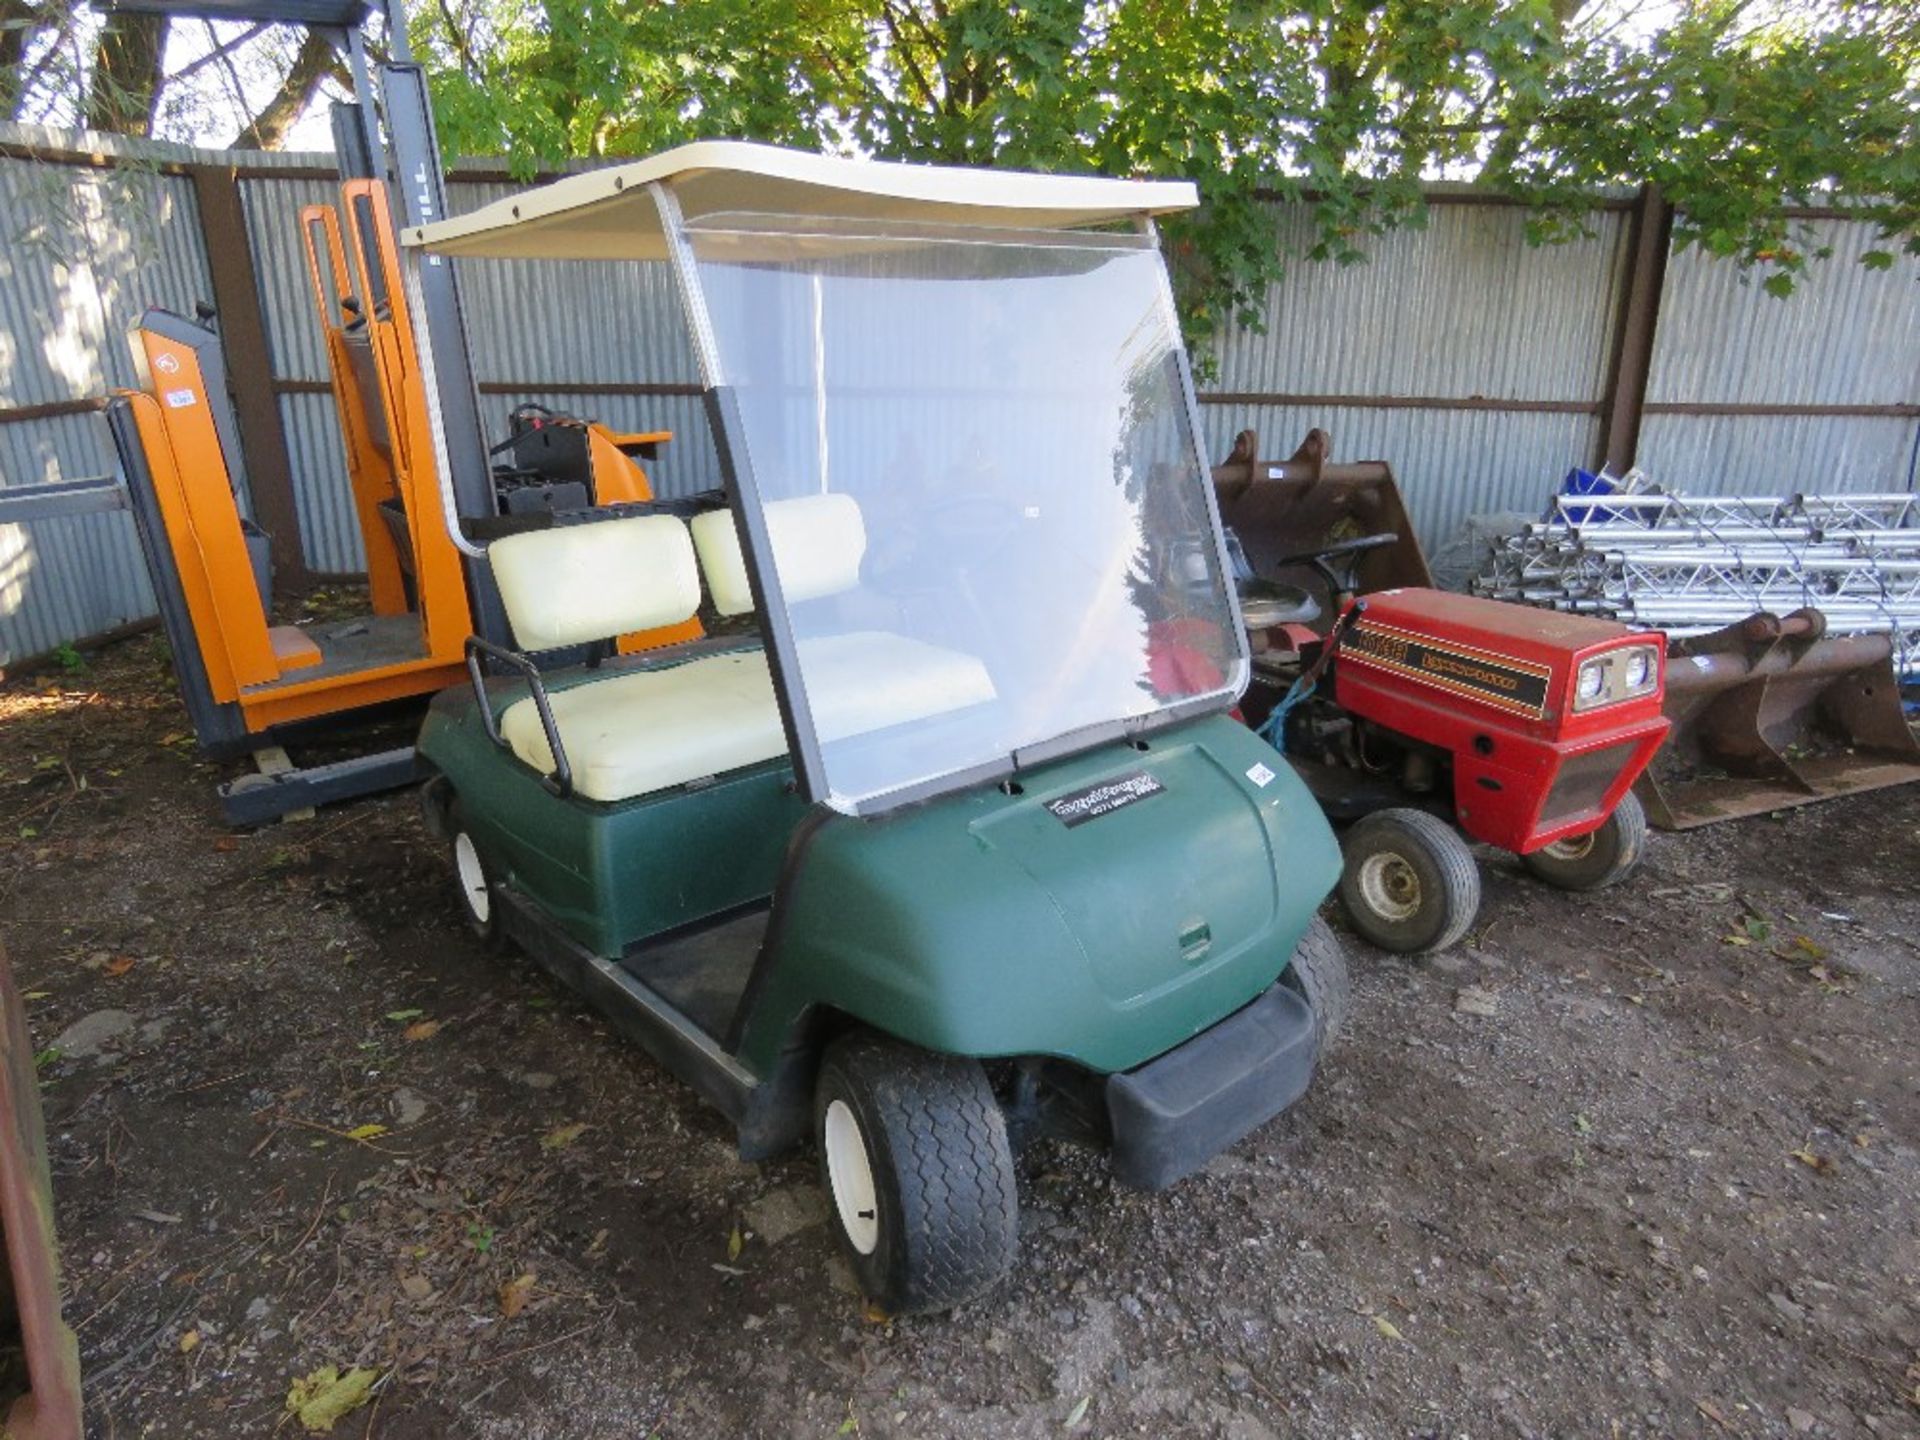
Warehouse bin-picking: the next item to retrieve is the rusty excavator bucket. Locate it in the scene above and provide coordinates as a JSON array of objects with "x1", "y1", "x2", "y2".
[
  {"x1": 1, "y1": 941, "x2": 82, "y2": 1440},
  {"x1": 1212, "y1": 428, "x2": 1434, "y2": 614},
  {"x1": 1635, "y1": 609, "x2": 1920, "y2": 830}
]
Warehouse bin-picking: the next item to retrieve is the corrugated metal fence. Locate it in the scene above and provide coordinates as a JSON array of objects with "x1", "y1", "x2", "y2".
[{"x1": 2, "y1": 124, "x2": 1916, "y2": 662}]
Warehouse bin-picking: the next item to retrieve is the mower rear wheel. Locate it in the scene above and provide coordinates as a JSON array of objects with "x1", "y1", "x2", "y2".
[
  {"x1": 813, "y1": 1032, "x2": 1018, "y2": 1317},
  {"x1": 1281, "y1": 916, "x2": 1351, "y2": 1056},
  {"x1": 1522, "y1": 790, "x2": 1648, "y2": 892},
  {"x1": 1338, "y1": 808, "x2": 1480, "y2": 955},
  {"x1": 447, "y1": 814, "x2": 505, "y2": 950}
]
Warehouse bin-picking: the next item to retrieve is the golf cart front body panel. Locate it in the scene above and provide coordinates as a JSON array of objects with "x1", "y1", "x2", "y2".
[
  {"x1": 419, "y1": 682, "x2": 805, "y2": 957},
  {"x1": 738, "y1": 715, "x2": 1338, "y2": 1077}
]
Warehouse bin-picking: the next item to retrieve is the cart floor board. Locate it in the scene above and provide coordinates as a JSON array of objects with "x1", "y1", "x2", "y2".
[{"x1": 622, "y1": 909, "x2": 769, "y2": 1041}]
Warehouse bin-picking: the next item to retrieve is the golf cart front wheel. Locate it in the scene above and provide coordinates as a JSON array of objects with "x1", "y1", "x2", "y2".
[
  {"x1": 448, "y1": 814, "x2": 505, "y2": 950},
  {"x1": 813, "y1": 1032, "x2": 1018, "y2": 1316},
  {"x1": 1280, "y1": 915, "x2": 1351, "y2": 1056},
  {"x1": 1522, "y1": 790, "x2": 1648, "y2": 892},
  {"x1": 1338, "y1": 808, "x2": 1480, "y2": 955}
]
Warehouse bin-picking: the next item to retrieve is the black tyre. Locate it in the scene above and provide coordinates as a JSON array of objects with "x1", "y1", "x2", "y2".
[
  {"x1": 813, "y1": 1032, "x2": 1018, "y2": 1316},
  {"x1": 1522, "y1": 790, "x2": 1648, "y2": 892},
  {"x1": 1337, "y1": 807, "x2": 1481, "y2": 955},
  {"x1": 1280, "y1": 915, "x2": 1352, "y2": 1056},
  {"x1": 447, "y1": 811, "x2": 505, "y2": 950}
]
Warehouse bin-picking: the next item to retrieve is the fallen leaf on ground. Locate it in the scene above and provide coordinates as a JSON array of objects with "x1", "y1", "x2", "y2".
[
  {"x1": 1696, "y1": 1398, "x2": 1733, "y2": 1432},
  {"x1": 727, "y1": 1224, "x2": 744, "y2": 1262},
  {"x1": 401, "y1": 1019, "x2": 441, "y2": 1042},
  {"x1": 286, "y1": 1365, "x2": 378, "y2": 1433},
  {"x1": 1372, "y1": 1315, "x2": 1405, "y2": 1342},
  {"x1": 213, "y1": 837, "x2": 237, "y2": 853},
  {"x1": 179, "y1": 1328, "x2": 200, "y2": 1354},
  {"x1": 399, "y1": 1274, "x2": 433, "y2": 1301},
  {"x1": 104, "y1": 956, "x2": 135, "y2": 977},
  {"x1": 384, "y1": 1008, "x2": 424, "y2": 1023},
  {"x1": 133, "y1": 1210, "x2": 183, "y2": 1225},
  {"x1": 1065, "y1": 1394, "x2": 1091, "y2": 1427},
  {"x1": 541, "y1": 1122, "x2": 588, "y2": 1150},
  {"x1": 499, "y1": 1271, "x2": 536, "y2": 1319},
  {"x1": 1790, "y1": 1149, "x2": 1832, "y2": 1174},
  {"x1": 344, "y1": 1124, "x2": 388, "y2": 1142}
]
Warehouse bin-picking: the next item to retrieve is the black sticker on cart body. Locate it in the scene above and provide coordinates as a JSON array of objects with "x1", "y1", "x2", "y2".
[{"x1": 1044, "y1": 772, "x2": 1166, "y2": 827}]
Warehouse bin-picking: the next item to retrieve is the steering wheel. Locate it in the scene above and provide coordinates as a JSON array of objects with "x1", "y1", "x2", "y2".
[{"x1": 1271, "y1": 533, "x2": 1399, "y2": 606}]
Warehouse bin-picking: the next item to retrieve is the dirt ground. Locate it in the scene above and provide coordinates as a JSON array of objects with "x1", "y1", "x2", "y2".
[{"x1": 1, "y1": 628, "x2": 1916, "y2": 1440}]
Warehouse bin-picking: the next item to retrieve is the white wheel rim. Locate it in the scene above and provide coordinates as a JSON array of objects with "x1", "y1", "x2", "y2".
[
  {"x1": 824, "y1": 1099, "x2": 880, "y2": 1255},
  {"x1": 1357, "y1": 851, "x2": 1422, "y2": 923},
  {"x1": 454, "y1": 832, "x2": 490, "y2": 926}
]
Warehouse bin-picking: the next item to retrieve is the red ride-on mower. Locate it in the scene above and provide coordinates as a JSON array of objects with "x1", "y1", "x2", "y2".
[{"x1": 1232, "y1": 531, "x2": 1672, "y2": 954}]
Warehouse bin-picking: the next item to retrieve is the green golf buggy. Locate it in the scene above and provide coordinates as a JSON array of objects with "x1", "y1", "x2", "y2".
[{"x1": 405, "y1": 143, "x2": 1350, "y2": 1314}]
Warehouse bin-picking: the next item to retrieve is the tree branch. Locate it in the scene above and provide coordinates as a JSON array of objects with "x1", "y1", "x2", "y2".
[
  {"x1": 86, "y1": 10, "x2": 168, "y2": 136},
  {"x1": 231, "y1": 28, "x2": 337, "y2": 149}
]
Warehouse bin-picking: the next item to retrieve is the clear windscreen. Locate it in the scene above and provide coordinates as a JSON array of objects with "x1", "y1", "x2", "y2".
[{"x1": 688, "y1": 215, "x2": 1246, "y2": 811}]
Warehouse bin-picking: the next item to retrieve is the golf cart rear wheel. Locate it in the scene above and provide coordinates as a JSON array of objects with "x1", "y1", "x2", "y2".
[
  {"x1": 447, "y1": 813, "x2": 504, "y2": 950},
  {"x1": 1522, "y1": 790, "x2": 1648, "y2": 893},
  {"x1": 813, "y1": 1032, "x2": 1018, "y2": 1316},
  {"x1": 1338, "y1": 808, "x2": 1480, "y2": 955},
  {"x1": 1280, "y1": 916, "x2": 1351, "y2": 1056}
]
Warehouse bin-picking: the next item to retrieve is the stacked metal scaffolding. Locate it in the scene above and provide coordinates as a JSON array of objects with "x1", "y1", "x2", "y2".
[{"x1": 1471, "y1": 490, "x2": 1920, "y2": 676}]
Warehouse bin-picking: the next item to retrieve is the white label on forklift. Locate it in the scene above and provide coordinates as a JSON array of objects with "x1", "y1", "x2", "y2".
[
  {"x1": 1245, "y1": 761, "x2": 1276, "y2": 788},
  {"x1": 163, "y1": 388, "x2": 197, "y2": 409}
]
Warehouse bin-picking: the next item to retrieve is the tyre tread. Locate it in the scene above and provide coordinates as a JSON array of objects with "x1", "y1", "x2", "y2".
[
  {"x1": 1282, "y1": 915, "x2": 1352, "y2": 1053},
  {"x1": 1338, "y1": 807, "x2": 1480, "y2": 954},
  {"x1": 821, "y1": 1034, "x2": 1017, "y2": 1315}
]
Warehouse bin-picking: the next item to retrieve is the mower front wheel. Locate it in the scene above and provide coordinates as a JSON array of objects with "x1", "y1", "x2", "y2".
[
  {"x1": 1522, "y1": 790, "x2": 1648, "y2": 892},
  {"x1": 1337, "y1": 808, "x2": 1481, "y2": 955},
  {"x1": 813, "y1": 1032, "x2": 1018, "y2": 1317}
]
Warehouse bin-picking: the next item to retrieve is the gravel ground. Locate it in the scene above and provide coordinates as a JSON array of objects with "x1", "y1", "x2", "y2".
[{"x1": 1, "y1": 631, "x2": 1916, "y2": 1439}]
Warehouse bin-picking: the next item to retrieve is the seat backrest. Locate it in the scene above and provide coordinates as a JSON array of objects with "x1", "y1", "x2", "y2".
[
  {"x1": 491, "y1": 515, "x2": 700, "y2": 651},
  {"x1": 690, "y1": 494, "x2": 867, "y2": 617}
]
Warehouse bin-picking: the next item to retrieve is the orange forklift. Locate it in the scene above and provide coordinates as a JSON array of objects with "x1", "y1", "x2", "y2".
[{"x1": 102, "y1": 0, "x2": 693, "y2": 823}]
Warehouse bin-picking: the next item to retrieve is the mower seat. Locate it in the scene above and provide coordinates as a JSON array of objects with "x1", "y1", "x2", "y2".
[{"x1": 487, "y1": 503, "x2": 995, "y2": 803}]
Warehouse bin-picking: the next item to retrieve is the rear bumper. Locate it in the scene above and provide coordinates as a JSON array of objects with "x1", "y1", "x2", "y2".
[{"x1": 1105, "y1": 981, "x2": 1318, "y2": 1190}]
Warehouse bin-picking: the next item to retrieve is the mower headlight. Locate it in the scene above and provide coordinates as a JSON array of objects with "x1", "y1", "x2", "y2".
[{"x1": 1573, "y1": 645, "x2": 1661, "y2": 711}]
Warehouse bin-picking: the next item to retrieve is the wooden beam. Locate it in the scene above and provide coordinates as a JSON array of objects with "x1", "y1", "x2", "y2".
[{"x1": 1595, "y1": 183, "x2": 1674, "y2": 473}]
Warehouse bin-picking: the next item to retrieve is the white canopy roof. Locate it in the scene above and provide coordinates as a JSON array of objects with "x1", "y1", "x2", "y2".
[{"x1": 405, "y1": 140, "x2": 1199, "y2": 261}]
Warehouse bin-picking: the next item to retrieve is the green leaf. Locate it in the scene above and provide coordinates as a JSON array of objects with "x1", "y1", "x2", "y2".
[
  {"x1": 384, "y1": 1009, "x2": 424, "y2": 1022},
  {"x1": 285, "y1": 1365, "x2": 378, "y2": 1433},
  {"x1": 1762, "y1": 273, "x2": 1796, "y2": 299},
  {"x1": 1861, "y1": 249, "x2": 1895, "y2": 271}
]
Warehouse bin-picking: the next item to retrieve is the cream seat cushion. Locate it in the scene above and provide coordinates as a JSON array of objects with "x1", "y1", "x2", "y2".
[
  {"x1": 690, "y1": 494, "x2": 868, "y2": 616},
  {"x1": 498, "y1": 634, "x2": 995, "y2": 802},
  {"x1": 489, "y1": 514, "x2": 700, "y2": 651}
]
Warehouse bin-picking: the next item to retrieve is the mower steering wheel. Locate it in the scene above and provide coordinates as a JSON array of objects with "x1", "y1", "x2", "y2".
[{"x1": 1272, "y1": 533, "x2": 1399, "y2": 606}]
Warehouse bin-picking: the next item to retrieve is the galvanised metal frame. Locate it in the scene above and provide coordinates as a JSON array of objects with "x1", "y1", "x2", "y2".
[{"x1": 1471, "y1": 486, "x2": 1920, "y2": 675}]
